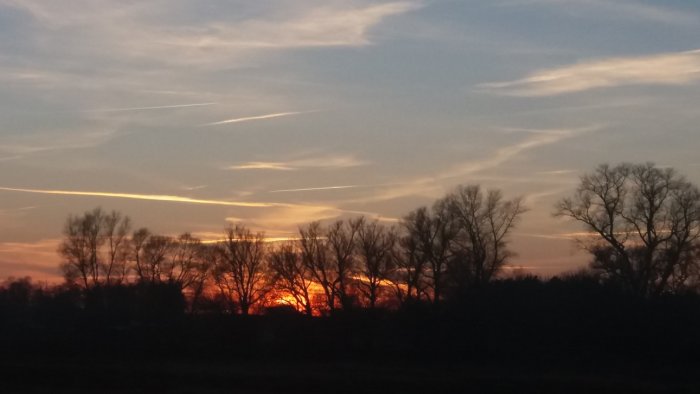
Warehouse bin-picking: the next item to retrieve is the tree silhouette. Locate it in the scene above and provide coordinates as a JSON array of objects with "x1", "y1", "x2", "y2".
[
  {"x1": 269, "y1": 241, "x2": 314, "y2": 316},
  {"x1": 213, "y1": 225, "x2": 270, "y2": 315},
  {"x1": 556, "y1": 163, "x2": 700, "y2": 296},
  {"x1": 102, "y1": 211, "x2": 131, "y2": 285},
  {"x1": 58, "y1": 207, "x2": 131, "y2": 288},
  {"x1": 356, "y1": 218, "x2": 397, "y2": 309},
  {"x1": 326, "y1": 218, "x2": 362, "y2": 310},
  {"x1": 299, "y1": 221, "x2": 336, "y2": 314},
  {"x1": 134, "y1": 232, "x2": 174, "y2": 283},
  {"x1": 444, "y1": 185, "x2": 526, "y2": 291},
  {"x1": 402, "y1": 203, "x2": 457, "y2": 305},
  {"x1": 390, "y1": 223, "x2": 429, "y2": 305}
]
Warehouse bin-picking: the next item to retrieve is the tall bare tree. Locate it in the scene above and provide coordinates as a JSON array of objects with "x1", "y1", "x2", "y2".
[
  {"x1": 134, "y1": 233, "x2": 174, "y2": 284},
  {"x1": 402, "y1": 203, "x2": 457, "y2": 305},
  {"x1": 556, "y1": 163, "x2": 700, "y2": 296},
  {"x1": 58, "y1": 207, "x2": 131, "y2": 288},
  {"x1": 102, "y1": 211, "x2": 131, "y2": 285},
  {"x1": 326, "y1": 218, "x2": 362, "y2": 310},
  {"x1": 356, "y1": 219, "x2": 397, "y2": 308},
  {"x1": 164, "y1": 233, "x2": 207, "y2": 287},
  {"x1": 269, "y1": 242, "x2": 314, "y2": 316},
  {"x1": 391, "y1": 224, "x2": 429, "y2": 305},
  {"x1": 213, "y1": 226, "x2": 270, "y2": 315},
  {"x1": 299, "y1": 222, "x2": 336, "y2": 313},
  {"x1": 444, "y1": 185, "x2": 526, "y2": 290}
]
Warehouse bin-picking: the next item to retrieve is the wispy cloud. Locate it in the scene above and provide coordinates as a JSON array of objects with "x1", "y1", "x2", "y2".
[
  {"x1": 227, "y1": 154, "x2": 368, "y2": 171},
  {"x1": 479, "y1": 49, "x2": 700, "y2": 96},
  {"x1": 269, "y1": 185, "x2": 361, "y2": 193},
  {"x1": 537, "y1": 169, "x2": 577, "y2": 176},
  {"x1": 351, "y1": 125, "x2": 599, "y2": 203},
  {"x1": 2, "y1": 1, "x2": 421, "y2": 68},
  {"x1": 0, "y1": 129, "x2": 118, "y2": 160},
  {"x1": 180, "y1": 185, "x2": 208, "y2": 191},
  {"x1": 0, "y1": 187, "x2": 289, "y2": 208},
  {"x1": 229, "y1": 162, "x2": 296, "y2": 171},
  {"x1": 82, "y1": 102, "x2": 216, "y2": 113},
  {"x1": 0, "y1": 206, "x2": 38, "y2": 217},
  {"x1": 154, "y1": 2, "x2": 422, "y2": 53},
  {"x1": 444, "y1": 126, "x2": 599, "y2": 178},
  {"x1": 202, "y1": 111, "x2": 311, "y2": 127},
  {"x1": 0, "y1": 238, "x2": 63, "y2": 280}
]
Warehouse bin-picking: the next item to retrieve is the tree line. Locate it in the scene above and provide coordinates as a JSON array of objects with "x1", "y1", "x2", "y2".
[
  {"x1": 56, "y1": 184, "x2": 525, "y2": 315},
  {"x1": 53, "y1": 162, "x2": 700, "y2": 315}
]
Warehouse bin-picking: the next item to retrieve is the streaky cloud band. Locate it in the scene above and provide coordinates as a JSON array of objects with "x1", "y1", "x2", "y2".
[
  {"x1": 478, "y1": 49, "x2": 700, "y2": 96},
  {"x1": 201, "y1": 111, "x2": 316, "y2": 126},
  {"x1": 269, "y1": 185, "x2": 360, "y2": 193},
  {"x1": 0, "y1": 187, "x2": 289, "y2": 208},
  {"x1": 83, "y1": 102, "x2": 216, "y2": 113}
]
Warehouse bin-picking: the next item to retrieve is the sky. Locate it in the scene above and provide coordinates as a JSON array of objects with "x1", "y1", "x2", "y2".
[{"x1": 1, "y1": 0, "x2": 700, "y2": 282}]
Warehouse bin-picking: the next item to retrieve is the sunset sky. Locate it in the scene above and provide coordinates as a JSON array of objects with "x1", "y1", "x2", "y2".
[{"x1": 1, "y1": 0, "x2": 700, "y2": 281}]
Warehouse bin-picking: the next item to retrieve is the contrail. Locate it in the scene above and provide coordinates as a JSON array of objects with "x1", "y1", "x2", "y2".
[
  {"x1": 84, "y1": 102, "x2": 216, "y2": 113},
  {"x1": 269, "y1": 185, "x2": 360, "y2": 193},
  {"x1": 268, "y1": 182, "x2": 402, "y2": 194},
  {"x1": 202, "y1": 111, "x2": 311, "y2": 126},
  {"x1": 0, "y1": 187, "x2": 289, "y2": 208}
]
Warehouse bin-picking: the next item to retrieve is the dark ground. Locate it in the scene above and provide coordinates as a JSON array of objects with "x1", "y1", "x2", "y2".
[
  {"x1": 2, "y1": 359, "x2": 700, "y2": 393},
  {"x1": 2, "y1": 278, "x2": 700, "y2": 393}
]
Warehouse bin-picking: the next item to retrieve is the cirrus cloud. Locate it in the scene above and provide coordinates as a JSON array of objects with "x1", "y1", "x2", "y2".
[{"x1": 479, "y1": 49, "x2": 700, "y2": 96}]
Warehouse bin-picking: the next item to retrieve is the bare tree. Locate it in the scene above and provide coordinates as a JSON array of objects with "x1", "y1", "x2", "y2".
[
  {"x1": 164, "y1": 233, "x2": 205, "y2": 286},
  {"x1": 326, "y1": 218, "x2": 362, "y2": 310},
  {"x1": 131, "y1": 227, "x2": 151, "y2": 281},
  {"x1": 102, "y1": 211, "x2": 131, "y2": 285},
  {"x1": 299, "y1": 222, "x2": 336, "y2": 314},
  {"x1": 402, "y1": 203, "x2": 457, "y2": 305},
  {"x1": 189, "y1": 243, "x2": 217, "y2": 311},
  {"x1": 444, "y1": 185, "x2": 526, "y2": 290},
  {"x1": 356, "y1": 219, "x2": 397, "y2": 308},
  {"x1": 391, "y1": 223, "x2": 429, "y2": 305},
  {"x1": 556, "y1": 163, "x2": 700, "y2": 296},
  {"x1": 58, "y1": 207, "x2": 130, "y2": 288},
  {"x1": 134, "y1": 234, "x2": 174, "y2": 284},
  {"x1": 213, "y1": 226, "x2": 270, "y2": 315},
  {"x1": 269, "y1": 242, "x2": 314, "y2": 316}
]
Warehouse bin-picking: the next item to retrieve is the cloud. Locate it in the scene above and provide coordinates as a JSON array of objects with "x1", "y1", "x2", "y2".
[
  {"x1": 537, "y1": 169, "x2": 577, "y2": 176},
  {"x1": 0, "y1": 238, "x2": 63, "y2": 281},
  {"x1": 2, "y1": 1, "x2": 421, "y2": 68},
  {"x1": 180, "y1": 185, "x2": 208, "y2": 191},
  {"x1": 227, "y1": 155, "x2": 368, "y2": 171},
  {"x1": 351, "y1": 125, "x2": 599, "y2": 203},
  {"x1": 154, "y1": 2, "x2": 422, "y2": 52},
  {"x1": 82, "y1": 102, "x2": 216, "y2": 113},
  {"x1": 479, "y1": 49, "x2": 700, "y2": 96},
  {"x1": 0, "y1": 129, "x2": 119, "y2": 160},
  {"x1": 0, "y1": 187, "x2": 376, "y2": 233},
  {"x1": 229, "y1": 162, "x2": 296, "y2": 171},
  {"x1": 202, "y1": 111, "x2": 311, "y2": 127},
  {"x1": 0, "y1": 206, "x2": 38, "y2": 217},
  {"x1": 269, "y1": 185, "x2": 361, "y2": 193},
  {"x1": 443, "y1": 126, "x2": 599, "y2": 178},
  {"x1": 0, "y1": 186, "x2": 289, "y2": 208}
]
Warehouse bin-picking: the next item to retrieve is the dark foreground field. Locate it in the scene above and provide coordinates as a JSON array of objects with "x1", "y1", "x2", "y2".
[
  {"x1": 2, "y1": 360, "x2": 700, "y2": 394},
  {"x1": 3, "y1": 278, "x2": 700, "y2": 393}
]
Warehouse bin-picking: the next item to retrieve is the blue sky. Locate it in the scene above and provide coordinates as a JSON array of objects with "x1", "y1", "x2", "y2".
[{"x1": 1, "y1": 0, "x2": 700, "y2": 280}]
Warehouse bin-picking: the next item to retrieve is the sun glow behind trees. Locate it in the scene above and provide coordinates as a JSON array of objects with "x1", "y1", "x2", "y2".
[
  {"x1": 52, "y1": 164, "x2": 700, "y2": 314},
  {"x1": 56, "y1": 183, "x2": 528, "y2": 314}
]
